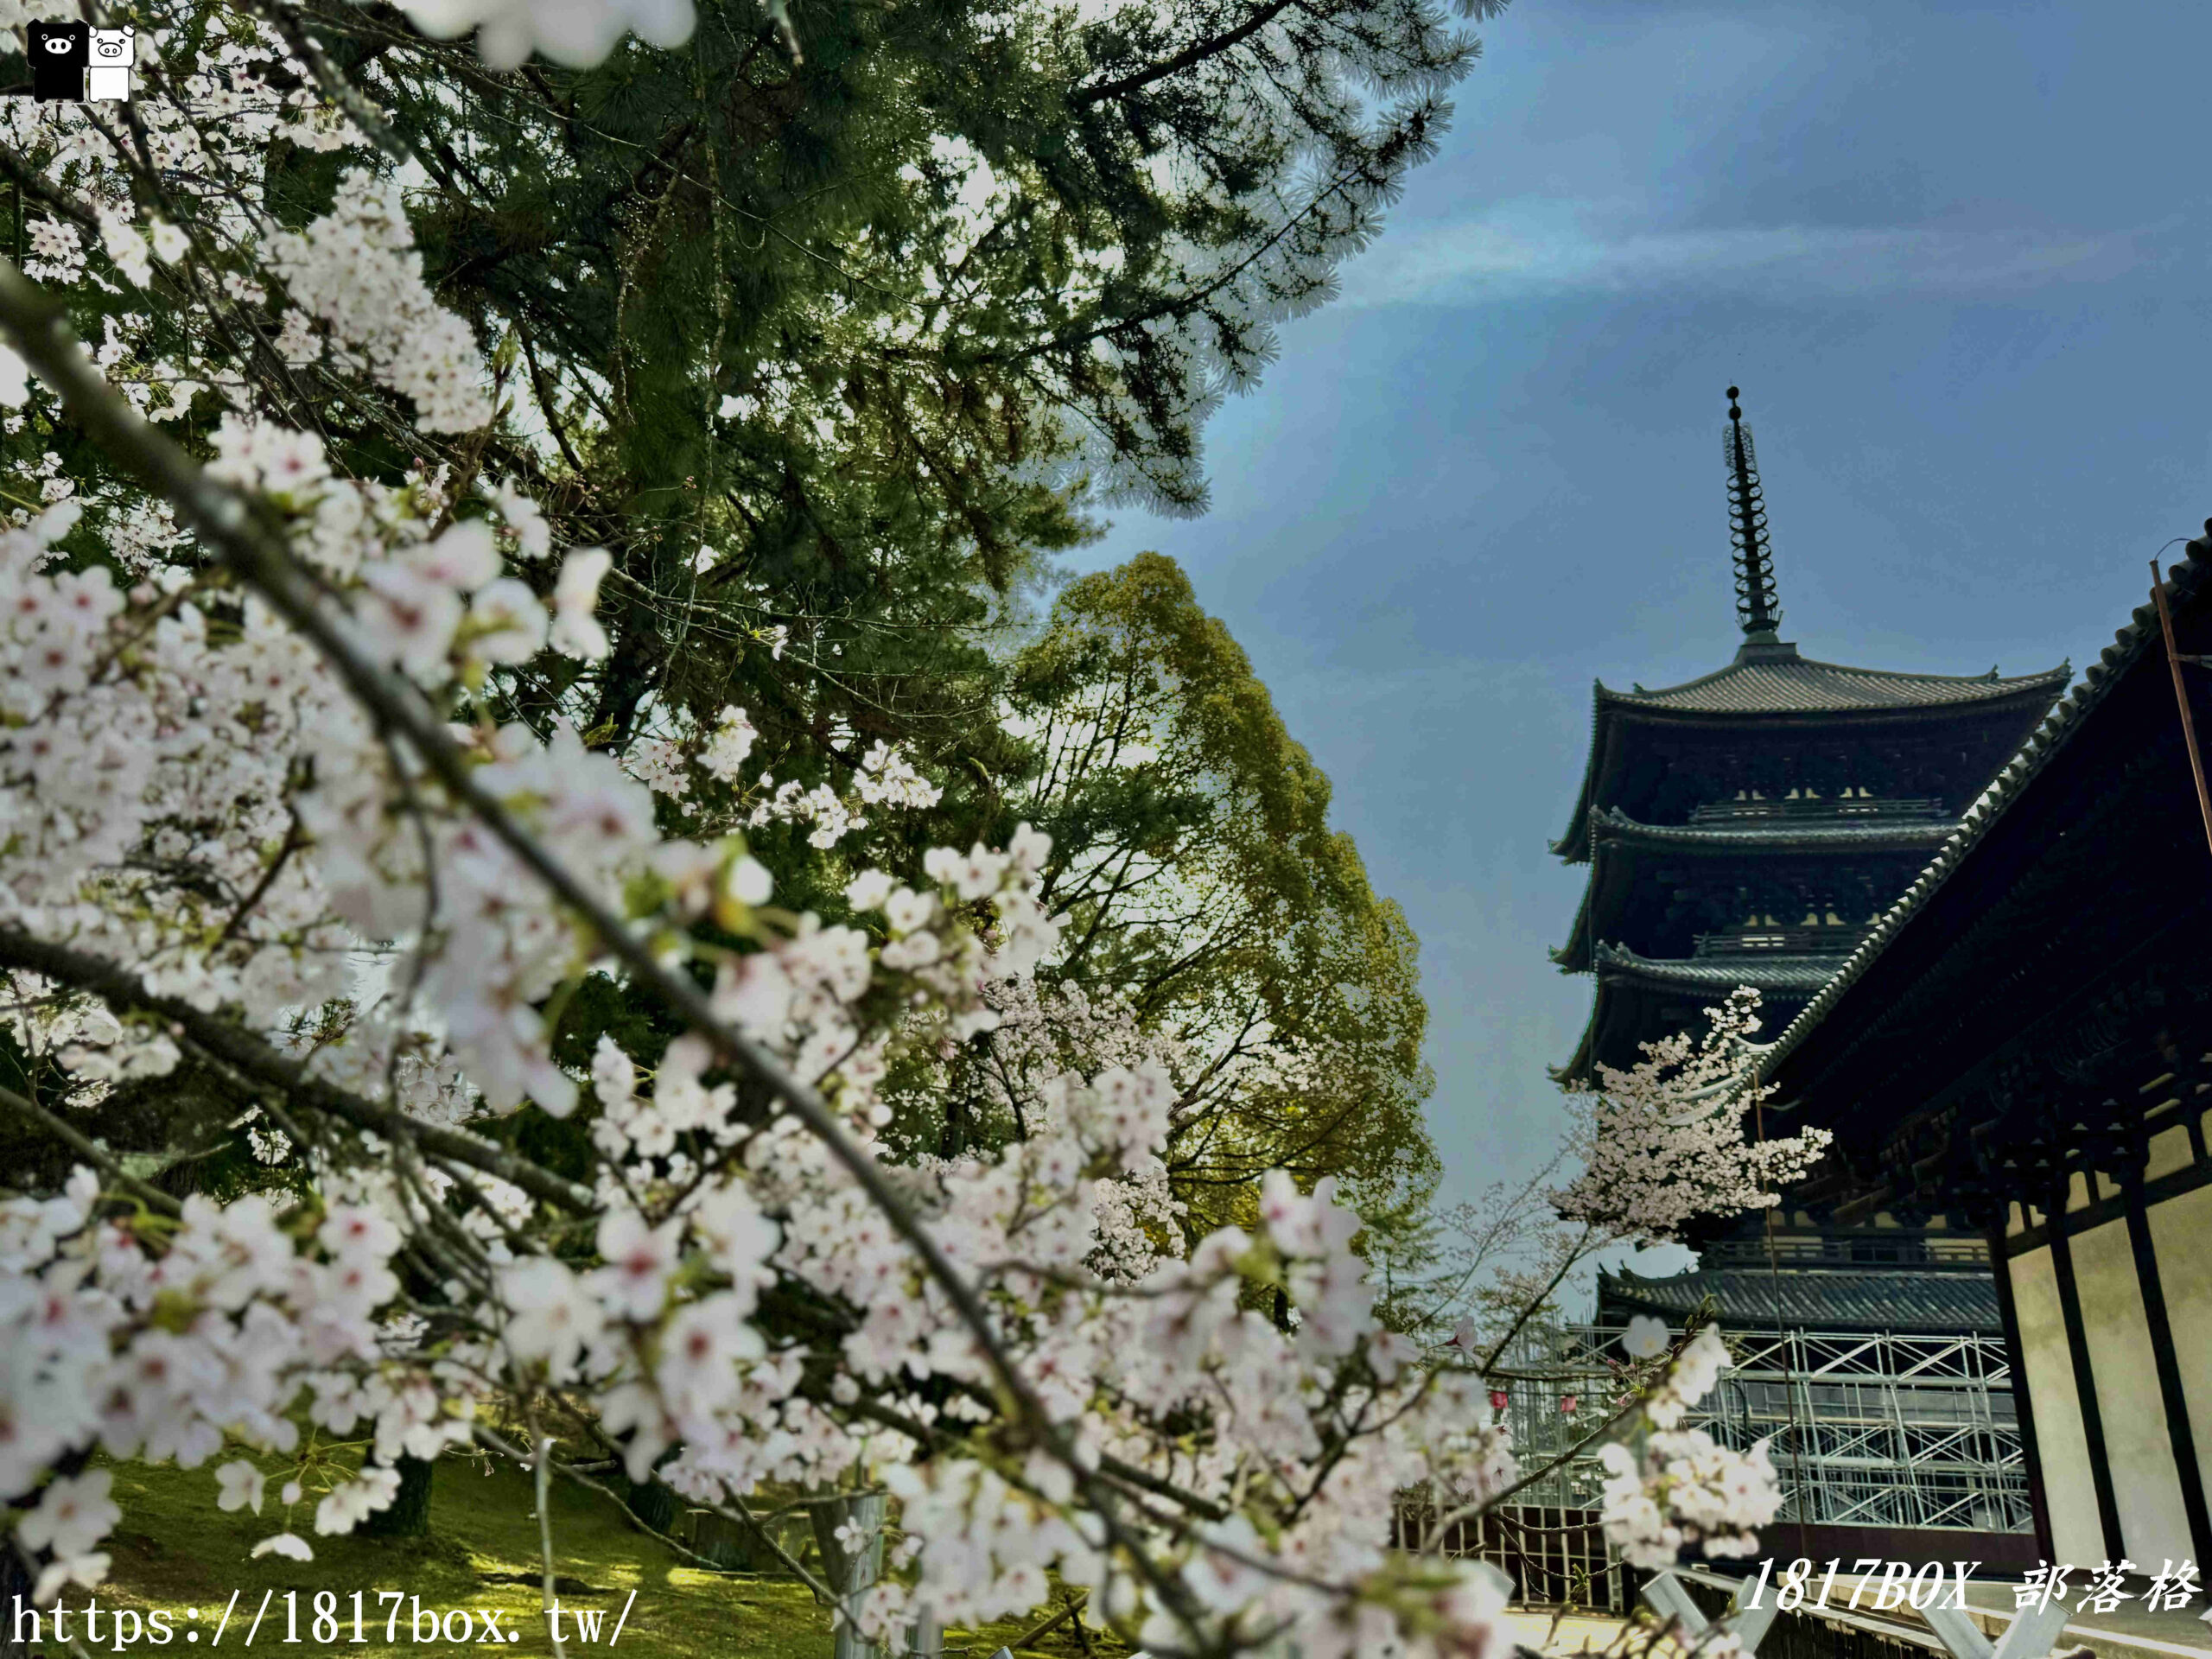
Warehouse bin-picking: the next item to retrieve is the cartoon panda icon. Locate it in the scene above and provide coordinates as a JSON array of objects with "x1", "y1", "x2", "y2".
[
  {"x1": 28, "y1": 20, "x2": 90, "y2": 103},
  {"x1": 87, "y1": 24, "x2": 133, "y2": 99}
]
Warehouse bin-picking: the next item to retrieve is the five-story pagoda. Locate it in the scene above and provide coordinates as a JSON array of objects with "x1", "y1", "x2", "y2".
[{"x1": 1554, "y1": 391, "x2": 2071, "y2": 1079}]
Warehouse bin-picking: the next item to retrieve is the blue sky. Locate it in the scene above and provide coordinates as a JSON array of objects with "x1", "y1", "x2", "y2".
[{"x1": 1068, "y1": 0, "x2": 2212, "y2": 1216}]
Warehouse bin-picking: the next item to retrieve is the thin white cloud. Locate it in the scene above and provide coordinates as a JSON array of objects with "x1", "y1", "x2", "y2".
[{"x1": 1343, "y1": 201, "x2": 2160, "y2": 306}]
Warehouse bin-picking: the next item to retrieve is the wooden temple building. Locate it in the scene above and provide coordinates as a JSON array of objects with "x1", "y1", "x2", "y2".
[
  {"x1": 1553, "y1": 392, "x2": 2069, "y2": 1082},
  {"x1": 1551, "y1": 391, "x2": 2212, "y2": 1568},
  {"x1": 1758, "y1": 518, "x2": 2212, "y2": 1570},
  {"x1": 1549, "y1": 393, "x2": 2077, "y2": 1561}
]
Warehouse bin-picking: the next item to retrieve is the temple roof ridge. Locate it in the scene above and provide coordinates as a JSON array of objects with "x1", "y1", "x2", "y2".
[
  {"x1": 1556, "y1": 940, "x2": 1852, "y2": 1079},
  {"x1": 1551, "y1": 648, "x2": 2071, "y2": 860},
  {"x1": 1594, "y1": 646, "x2": 2071, "y2": 715},
  {"x1": 1554, "y1": 810, "x2": 1951, "y2": 969},
  {"x1": 1597, "y1": 1260, "x2": 2001, "y2": 1333}
]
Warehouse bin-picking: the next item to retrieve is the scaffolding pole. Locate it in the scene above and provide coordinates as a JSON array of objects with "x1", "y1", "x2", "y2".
[{"x1": 1472, "y1": 1325, "x2": 2033, "y2": 1534}]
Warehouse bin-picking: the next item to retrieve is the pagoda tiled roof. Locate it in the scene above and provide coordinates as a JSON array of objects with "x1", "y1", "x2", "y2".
[
  {"x1": 1559, "y1": 946, "x2": 1831, "y2": 1082},
  {"x1": 1758, "y1": 537, "x2": 2204, "y2": 1079},
  {"x1": 1587, "y1": 807, "x2": 1960, "y2": 852},
  {"x1": 1592, "y1": 941, "x2": 1846, "y2": 995},
  {"x1": 1600, "y1": 642, "x2": 2071, "y2": 716},
  {"x1": 1552, "y1": 643, "x2": 2070, "y2": 859},
  {"x1": 1598, "y1": 1262, "x2": 2001, "y2": 1333}
]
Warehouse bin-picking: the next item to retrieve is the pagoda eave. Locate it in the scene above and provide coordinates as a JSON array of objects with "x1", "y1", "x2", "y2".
[
  {"x1": 1591, "y1": 941, "x2": 1847, "y2": 997},
  {"x1": 1589, "y1": 807, "x2": 1960, "y2": 855},
  {"x1": 1560, "y1": 943, "x2": 1843, "y2": 1082},
  {"x1": 1555, "y1": 812, "x2": 1956, "y2": 970},
  {"x1": 1553, "y1": 659, "x2": 2071, "y2": 856}
]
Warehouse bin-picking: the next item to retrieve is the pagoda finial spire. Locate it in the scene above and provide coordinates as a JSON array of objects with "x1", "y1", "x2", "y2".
[{"x1": 1725, "y1": 385, "x2": 1783, "y2": 643}]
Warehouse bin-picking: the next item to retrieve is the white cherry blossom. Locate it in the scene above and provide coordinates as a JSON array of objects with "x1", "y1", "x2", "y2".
[
  {"x1": 213, "y1": 1459, "x2": 266, "y2": 1515},
  {"x1": 550, "y1": 546, "x2": 613, "y2": 658},
  {"x1": 18, "y1": 1471, "x2": 120, "y2": 1560}
]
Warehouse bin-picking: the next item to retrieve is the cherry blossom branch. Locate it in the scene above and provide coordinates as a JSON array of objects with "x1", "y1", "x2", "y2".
[
  {"x1": 233, "y1": 0, "x2": 416, "y2": 164},
  {"x1": 468, "y1": 1427, "x2": 772, "y2": 1580},
  {"x1": 1476, "y1": 1222, "x2": 1597, "y2": 1375},
  {"x1": 1415, "y1": 1395, "x2": 1648, "y2": 1554},
  {"x1": 0, "y1": 263, "x2": 1206, "y2": 1643},
  {"x1": 842, "y1": 1395, "x2": 1233, "y2": 1523},
  {"x1": 0, "y1": 925, "x2": 595, "y2": 1217},
  {"x1": 1007, "y1": 1590, "x2": 1090, "y2": 1651},
  {"x1": 213, "y1": 806, "x2": 308, "y2": 948},
  {"x1": 479, "y1": 1427, "x2": 850, "y2": 1614}
]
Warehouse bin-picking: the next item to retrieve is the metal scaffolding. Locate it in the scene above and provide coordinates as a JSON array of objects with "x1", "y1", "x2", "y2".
[{"x1": 1485, "y1": 1325, "x2": 2033, "y2": 1534}]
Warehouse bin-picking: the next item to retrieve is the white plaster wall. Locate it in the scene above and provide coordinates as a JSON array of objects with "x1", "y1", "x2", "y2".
[
  {"x1": 2066, "y1": 1172, "x2": 2094, "y2": 1215},
  {"x1": 2071, "y1": 1216, "x2": 2194, "y2": 1562},
  {"x1": 2147, "y1": 1123, "x2": 2196, "y2": 1182},
  {"x1": 2149, "y1": 1182, "x2": 2212, "y2": 1528},
  {"x1": 2009, "y1": 1246, "x2": 2104, "y2": 1566}
]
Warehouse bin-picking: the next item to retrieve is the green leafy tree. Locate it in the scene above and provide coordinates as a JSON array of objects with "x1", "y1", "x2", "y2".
[
  {"x1": 9, "y1": 0, "x2": 1503, "y2": 806},
  {"x1": 914, "y1": 553, "x2": 1438, "y2": 1237}
]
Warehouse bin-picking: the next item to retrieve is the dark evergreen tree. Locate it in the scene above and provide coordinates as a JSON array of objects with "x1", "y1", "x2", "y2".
[{"x1": 178, "y1": 0, "x2": 1503, "y2": 821}]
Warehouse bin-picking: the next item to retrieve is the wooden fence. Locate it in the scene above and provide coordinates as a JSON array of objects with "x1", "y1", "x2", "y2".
[{"x1": 1397, "y1": 1501, "x2": 1635, "y2": 1612}]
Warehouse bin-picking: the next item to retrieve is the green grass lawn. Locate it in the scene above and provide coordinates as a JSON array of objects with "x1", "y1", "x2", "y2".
[{"x1": 74, "y1": 1452, "x2": 1116, "y2": 1659}]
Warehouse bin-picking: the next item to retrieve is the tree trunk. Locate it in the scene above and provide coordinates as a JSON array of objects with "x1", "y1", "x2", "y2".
[
  {"x1": 359, "y1": 1453, "x2": 435, "y2": 1538},
  {"x1": 0, "y1": 1540, "x2": 37, "y2": 1659},
  {"x1": 810, "y1": 1491, "x2": 885, "y2": 1659},
  {"x1": 623, "y1": 1475, "x2": 679, "y2": 1534}
]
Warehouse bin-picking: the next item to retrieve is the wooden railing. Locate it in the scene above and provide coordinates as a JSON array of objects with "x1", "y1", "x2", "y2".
[
  {"x1": 1694, "y1": 927, "x2": 1865, "y2": 957},
  {"x1": 1688, "y1": 797, "x2": 1949, "y2": 824}
]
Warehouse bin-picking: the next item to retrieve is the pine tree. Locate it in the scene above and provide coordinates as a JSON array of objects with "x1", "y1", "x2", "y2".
[{"x1": 283, "y1": 0, "x2": 1502, "y2": 784}]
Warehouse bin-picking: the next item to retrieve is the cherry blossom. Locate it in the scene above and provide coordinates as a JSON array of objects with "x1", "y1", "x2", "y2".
[
  {"x1": 214, "y1": 1460, "x2": 266, "y2": 1515},
  {"x1": 700, "y1": 705, "x2": 758, "y2": 782},
  {"x1": 17, "y1": 1471, "x2": 118, "y2": 1560},
  {"x1": 396, "y1": 0, "x2": 694, "y2": 71},
  {"x1": 262, "y1": 173, "x2": 493, "y2": 435},
  {"x1": 0, "y1": 42, "x2": 1817, "y2": 1645},
  {"x1": 1554, "y1": 990, "x2": 1830, "y2": 1243},
  {"x1": 550, "y1": 547, "x2": 613, "y2": 659},
  {"x1": 1591, "y1": 1328, "x2": 1783, "y2": 1569},
  {"x1": 1623, "y1": 1315, "x2": 1671, "y2": 1360}
]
